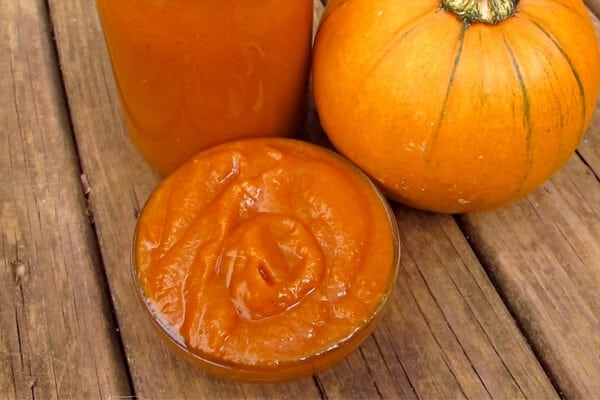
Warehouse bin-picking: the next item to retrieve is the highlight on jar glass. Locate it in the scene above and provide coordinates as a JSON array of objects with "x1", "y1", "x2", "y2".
[
  {"x1": 132, "y1": 138, "x2": 400, "y2": 382},
  {"x1": 95, "y1": 1, "x2": 314, "y2": 175}
]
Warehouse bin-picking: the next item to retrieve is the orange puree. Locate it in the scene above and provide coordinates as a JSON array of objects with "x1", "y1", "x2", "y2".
[
  {"x1": 133, "y1": 138, "x2": 400, "y2": 381},
  {"x1": 95, "y1": 0, "x2": 313, "y2": 175}
]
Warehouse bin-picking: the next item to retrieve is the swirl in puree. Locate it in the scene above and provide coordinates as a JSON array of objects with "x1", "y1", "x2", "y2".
[{"x1": 134, "y1": 138, "x2": 399, "y2": 377}]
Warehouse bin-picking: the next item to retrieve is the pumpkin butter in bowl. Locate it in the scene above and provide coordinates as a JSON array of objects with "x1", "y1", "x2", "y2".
[{"x1": 132, "y1": 138, "x2": 400, "y2": 382}]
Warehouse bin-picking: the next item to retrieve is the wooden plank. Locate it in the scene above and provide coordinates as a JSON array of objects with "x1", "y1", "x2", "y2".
[
  {"x1": 313, "y1": 208, "x2": 557, "y2": 399},
  {"x1": 460, "y1": 161, "x2": 600, "y2": 398},
  {"x1": 459, "y1": 14, "x2": 600, "y2": 398},
  {"x1": 0, "y1": 0, "x2": 131, "y2": 398},
  {"x1": 49, "y1": 0, "x2": 558, "y2": 398}
]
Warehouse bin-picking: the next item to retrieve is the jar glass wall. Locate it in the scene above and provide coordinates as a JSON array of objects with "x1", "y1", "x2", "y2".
[{"x1": 96, "y1": 0, "x2": 314, "y2": 174}]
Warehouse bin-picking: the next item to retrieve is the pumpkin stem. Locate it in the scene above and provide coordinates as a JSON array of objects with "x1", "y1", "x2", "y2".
[{"x1": 441, "y1": 0, "x2": 518, "y2": 24}]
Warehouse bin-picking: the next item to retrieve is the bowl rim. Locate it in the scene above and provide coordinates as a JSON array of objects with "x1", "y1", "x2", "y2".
[{"x1": 129, "y1": 137, "x2": 401, "y2": 381}]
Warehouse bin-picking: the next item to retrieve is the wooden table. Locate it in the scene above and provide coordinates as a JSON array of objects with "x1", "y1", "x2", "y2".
[{"x1": 2, "y1": 1, "x2": 600, "y2": 398}]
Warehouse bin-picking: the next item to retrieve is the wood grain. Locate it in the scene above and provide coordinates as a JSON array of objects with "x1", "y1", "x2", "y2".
[
  {"x1": 313, "y1": 209, "x2": 561, "y2": 399},
  {"x1": 0, "y1": 0, "x2": 130, "y2": 398},
  {"x1": 460, "y1": 159, "x2": 600, "y2": 398},
  {"x1": 388, "y1": 209, "x2": 556, "y2": 398}
]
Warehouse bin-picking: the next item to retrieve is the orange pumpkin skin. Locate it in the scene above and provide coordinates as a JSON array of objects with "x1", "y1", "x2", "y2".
[{"x1": 313, "y1": 0, "x2": 600, "y2": 213}]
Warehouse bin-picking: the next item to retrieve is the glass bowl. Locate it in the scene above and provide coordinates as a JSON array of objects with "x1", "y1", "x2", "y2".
[{"x1": 131, "y1": 138, "x2": 400, "y2": 382}]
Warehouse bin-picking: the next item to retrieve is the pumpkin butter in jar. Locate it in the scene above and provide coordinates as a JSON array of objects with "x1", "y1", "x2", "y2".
[
  {"x1": 133, "y1": 138, "x2": 400, "y2": 382},
  {"x1": 95, "y1": 0, "x2": 313, "y2": 175}
]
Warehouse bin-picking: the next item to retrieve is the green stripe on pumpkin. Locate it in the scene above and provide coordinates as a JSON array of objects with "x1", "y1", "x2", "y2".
[
  {"x1": 526, "y1": 18, "x2": 587, "y2": 141},
  {"x1": 425, "y1": 23, "x2": 467, "y2": 162},
  {"x1": 503, "y1": 35, "x2": 534, "y2": 194}
]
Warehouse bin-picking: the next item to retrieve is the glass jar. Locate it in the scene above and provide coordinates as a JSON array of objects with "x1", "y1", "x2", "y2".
[{"x1": 96, "y1": 0, "x2": 314, "y2": 175}]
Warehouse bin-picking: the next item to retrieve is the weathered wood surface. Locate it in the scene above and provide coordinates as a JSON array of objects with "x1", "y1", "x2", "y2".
[
  {"x1": 0, "y1": 0, "x2": 130, "y2": 399},
  {"x1": 1, "y1": 0, "x2": 599, "y2": 398}
]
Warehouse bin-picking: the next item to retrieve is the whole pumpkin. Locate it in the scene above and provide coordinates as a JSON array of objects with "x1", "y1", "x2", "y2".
[{"x1": 312, "y1": 0, "x2": 600, "y2": 213}]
